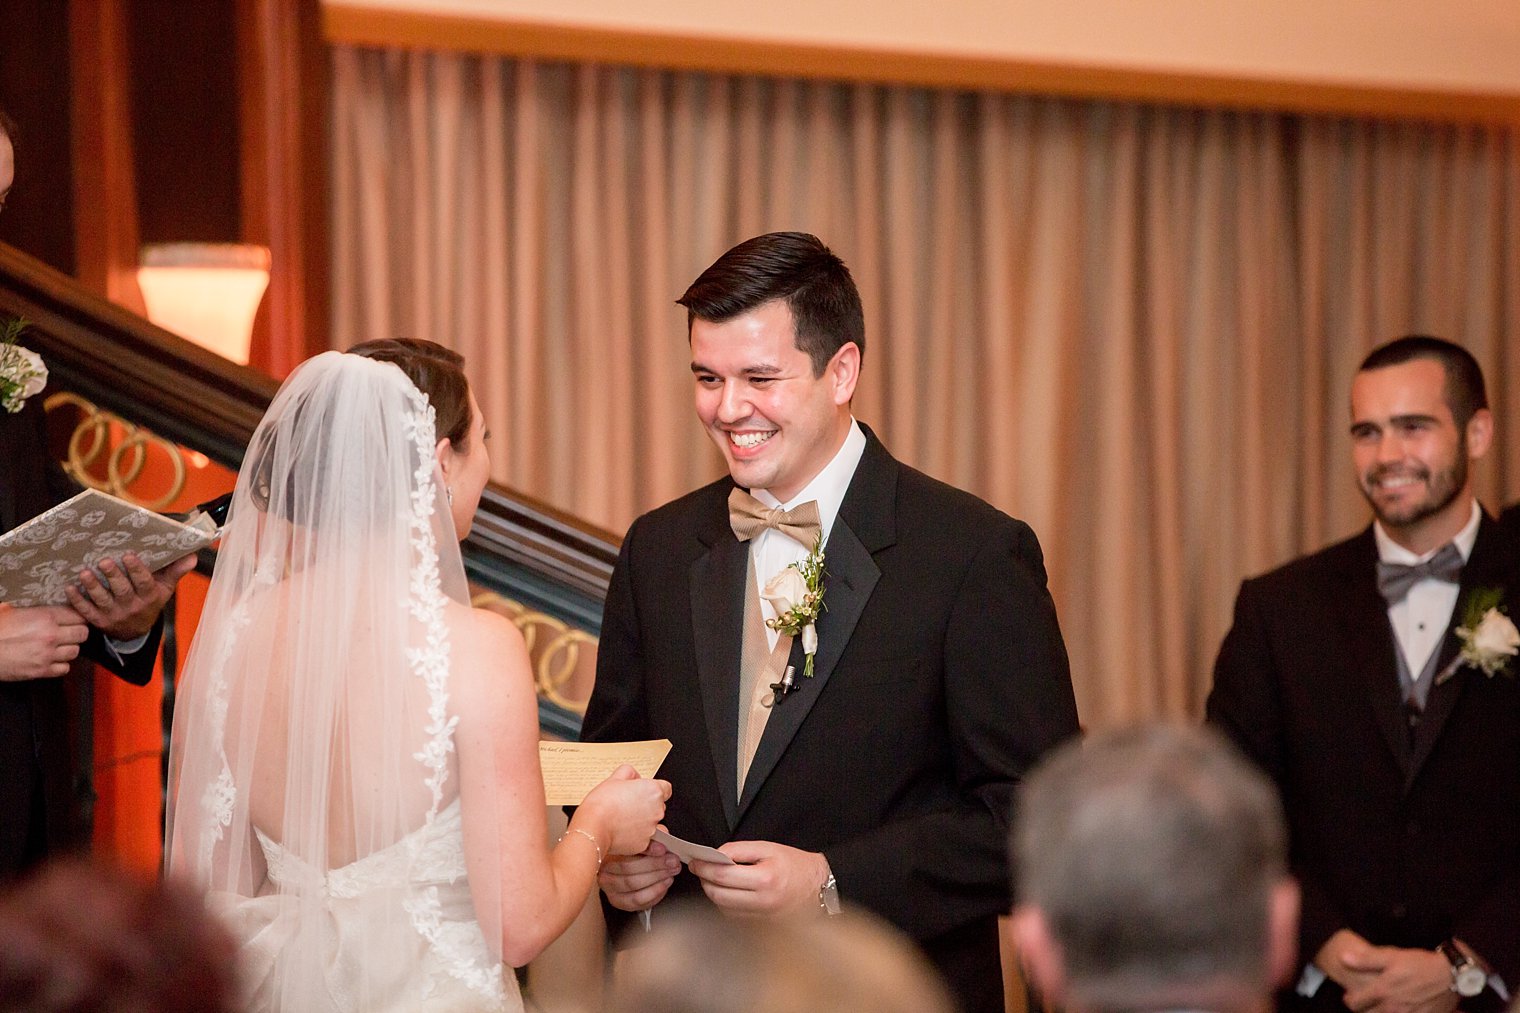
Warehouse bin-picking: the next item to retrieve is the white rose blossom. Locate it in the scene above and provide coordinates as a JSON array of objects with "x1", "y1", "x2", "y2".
[
  {"x1": 761, "y1": 537, "x2": 827, "y2": 679},
  {"x1": 0, "y1": 340, "x2": 48, "y2": 414},
  {"x1": 1461, "y1": 608, "x2": 1520, "y2": 675}
]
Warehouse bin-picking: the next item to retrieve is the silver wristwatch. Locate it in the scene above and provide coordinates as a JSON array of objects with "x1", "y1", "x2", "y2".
[
  {"x1": 818, "y1": 871, "x2": 841, "y2": 915},
  {"x1": 1437, "y1": 939, "x2": 1487, "y2": 998}
]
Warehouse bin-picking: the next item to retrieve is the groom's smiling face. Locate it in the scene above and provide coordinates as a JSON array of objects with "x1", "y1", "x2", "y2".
[{"x1": 690, "y1": 299, "x2": 857, "y2": 503}]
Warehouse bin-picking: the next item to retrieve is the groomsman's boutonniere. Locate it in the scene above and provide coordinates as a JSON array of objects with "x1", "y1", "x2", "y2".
[
  {"x1": 0, "y1": 317, "x2": 46, "y2": 414},
  {"x1": 762, "y1": 535, "x2": 826, "y2": 678},
  {"x1": 1435, "y1": 588, "x2": 1519, "y2": 685}
]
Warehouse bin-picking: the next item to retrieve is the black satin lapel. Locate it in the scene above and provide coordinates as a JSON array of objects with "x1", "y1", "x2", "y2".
[
  {"x1": 737, "y1": 518, "x2": 880, "y2": 817},
  {"x1": 1336, "y1": 568, "x2": 1412, "y2": 779},
  {"x1": 1409, "y1": 522, "x2": 1512, "y2": 783},
  {"x1": 691, "y1": 536, "x2": 749, "y2": 831}
]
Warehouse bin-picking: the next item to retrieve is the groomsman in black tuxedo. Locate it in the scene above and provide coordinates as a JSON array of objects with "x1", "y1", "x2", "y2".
[
  {"x1": 0, "y1": 111, "x2": 194, "y2": 877},
  {"x1": 1499, "y1": 502, "x2": 1520, "y2": 547},
  {"x1": 581, "y1": 232, "x2": 1079, "y2": 1013},
  {"x1": 1208, "y1": 336, "x2": 1518, "y2": 1013}
]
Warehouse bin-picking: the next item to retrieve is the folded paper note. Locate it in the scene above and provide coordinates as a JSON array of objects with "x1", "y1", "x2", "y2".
[
  {"x1": 0, "y1": 488, "x2": 220, "y2": 607},
  {"x1": 539, "y1": 738, "x2": 672, "y2": 806},
  {"x1": 652, "y1": 829, "x2": 734, "y2": 866}
]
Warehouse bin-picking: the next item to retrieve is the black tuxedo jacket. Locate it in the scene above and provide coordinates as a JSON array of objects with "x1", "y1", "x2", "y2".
[
  {"x1": 1500, "y1": 503, "x2": 1520, "y2": 547},
  {"x1": 1207, "y1": 518, "x2": 1520, "y2": 990},
  {"x1": 0, "y1": 397, "x2": 162, "y2": 876},
  {"x1": 582, "y1": 427, "x2": 1080, "y2": 1013}
]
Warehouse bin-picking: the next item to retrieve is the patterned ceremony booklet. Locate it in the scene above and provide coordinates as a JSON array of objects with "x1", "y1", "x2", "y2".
[{"x1": 0, "y1": 488, "x2": 219, "y2": 607}]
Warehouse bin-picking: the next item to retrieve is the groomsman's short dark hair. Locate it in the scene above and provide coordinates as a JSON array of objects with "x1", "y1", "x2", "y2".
[
  {"x1": 678, "y1": 232, "x2": 865, "y2": 377},
  {"x1": 1359, "y1": 335, "x2": 1488, "y2": 428}
]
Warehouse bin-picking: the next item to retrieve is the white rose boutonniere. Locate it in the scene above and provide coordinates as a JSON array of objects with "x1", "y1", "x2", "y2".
[
  {"x1": 1435, "y1": 587, "x2": 1518, "y2": 685},
  {"x1": 762, "y1": 535, "x2": 826, "y2": 678},
  {"x1": 0, "y1": 317, "x2": 47, "y2": 414}
]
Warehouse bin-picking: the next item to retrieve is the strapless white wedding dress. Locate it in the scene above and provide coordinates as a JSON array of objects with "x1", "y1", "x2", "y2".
[{"x1": 215, "y1": 799, "x2": 522, "y2": 1012}]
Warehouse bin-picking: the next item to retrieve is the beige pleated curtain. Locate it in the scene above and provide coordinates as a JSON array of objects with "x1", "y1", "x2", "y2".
[{"x1": 330, "y1": 46, "x2": 1520, "y2": 728}]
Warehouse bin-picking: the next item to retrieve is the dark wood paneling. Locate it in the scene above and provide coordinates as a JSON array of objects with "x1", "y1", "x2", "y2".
[
  {"x1": 69, "y1": 0, "x2": 145, "y2": 313},
  {"x1": 127, "y1": 0, "x2": 241, "y2": 245},
  {"x1": 0, "y1": 1, "x2": 76, "y2": 274},
  {"x1": 238, "y1": 0, "x2": 331, "y2": 375}
]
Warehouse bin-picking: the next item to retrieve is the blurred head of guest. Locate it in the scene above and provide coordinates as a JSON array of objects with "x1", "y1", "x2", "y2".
[
  {"x1": 1010, "y1": 724, "x2": 1299, "y2": 1013},
  {"x1": 0, "y1": 859, "x2": 237, "y2": 1013},
  {"x1": 605, "y1": 903, "x2": 956, "y2": 1013}
]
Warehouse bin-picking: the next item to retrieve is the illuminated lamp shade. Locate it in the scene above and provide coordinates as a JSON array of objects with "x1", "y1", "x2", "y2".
[{"x1": 137, "y1": 243, "x2": 271, "y2": 364}]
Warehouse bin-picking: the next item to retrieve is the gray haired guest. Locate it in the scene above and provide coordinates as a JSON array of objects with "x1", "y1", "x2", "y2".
[{"x1": 1010, "y1": 724, "x2": 1299, "y2": 1013}]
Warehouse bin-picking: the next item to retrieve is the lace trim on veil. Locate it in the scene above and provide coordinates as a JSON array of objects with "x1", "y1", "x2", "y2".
[
  {"x1": 400, "y1": 390, "x2": 458, "y2": 819},
  {"x1": 399, "y1": 388, "x2": 502, "y2": 1002}
]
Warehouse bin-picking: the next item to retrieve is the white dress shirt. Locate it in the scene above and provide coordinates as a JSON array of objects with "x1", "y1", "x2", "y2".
[{"x1": 1375, "y1": 499, "x2": 1480, "y2": 682}]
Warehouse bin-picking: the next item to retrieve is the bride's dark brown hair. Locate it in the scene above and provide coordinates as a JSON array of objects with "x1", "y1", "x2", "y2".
[{"x1": 347, "y1": 338, "x2": 473, "y2": 452}]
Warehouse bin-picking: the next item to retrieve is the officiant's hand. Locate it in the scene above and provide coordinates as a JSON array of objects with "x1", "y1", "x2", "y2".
[
  {"x1": 65, "y1": 553, "x2": 197, "y2": 641},
  {"x1": 0, "y1": 603, "x2": 88, "y2": 680},
  {"x1": 692, "y1": 840, "x2": 829, "y2": 916},
  {"x1": 600, "y1": 838, "x2": 682, "y2": 912}
]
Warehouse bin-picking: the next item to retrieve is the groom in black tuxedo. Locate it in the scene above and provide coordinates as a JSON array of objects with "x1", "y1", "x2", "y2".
[
  {"x1": 581, "y1": 232, "x2": 1079, "y2": 1013},
  {"x1": 1208, "y1": 336, "x2": 1518, "y2": 1012},
  {"x1": 0, "y1": 112, "x2": 193, "y2": 877}
]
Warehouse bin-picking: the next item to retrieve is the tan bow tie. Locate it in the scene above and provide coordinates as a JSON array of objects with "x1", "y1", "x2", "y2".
[{"x1": 728, "y1": 488, "x2": 822, "y2": 547}]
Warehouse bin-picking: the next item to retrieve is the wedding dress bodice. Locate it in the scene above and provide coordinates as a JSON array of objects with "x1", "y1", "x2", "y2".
[{"x1": 217, "y1": 799, "x2": 520, "y2": 1012}]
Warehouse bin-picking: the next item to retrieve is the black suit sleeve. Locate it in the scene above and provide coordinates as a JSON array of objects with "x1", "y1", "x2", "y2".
[
  {"x1": 81, "y1": 626, "x2": 163, "y2": 686},
  {"x1": 1206, "y1": 578, "x2": 1345, "y2": 964},
  {"x1": 824, "y1": 519, "x2": 1079, "y2": 939}
]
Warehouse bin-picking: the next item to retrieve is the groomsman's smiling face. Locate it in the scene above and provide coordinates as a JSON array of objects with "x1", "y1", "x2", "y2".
[
  {"x1": 1349, "y1": 356, "x2": 1491, "y2": 552},
  {"x1": 690, "y1": 299, "x2": 858, "y2": 503}
]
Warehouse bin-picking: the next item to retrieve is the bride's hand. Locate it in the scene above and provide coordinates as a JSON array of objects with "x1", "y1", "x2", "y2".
[{"x1": 578, "y1": 764, "x2": 671, "y2": 857}]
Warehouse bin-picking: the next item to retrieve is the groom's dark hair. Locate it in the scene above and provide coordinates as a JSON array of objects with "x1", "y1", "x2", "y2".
[{"x1": 678, "y1": 232, "x2": 865, "y2": 377}]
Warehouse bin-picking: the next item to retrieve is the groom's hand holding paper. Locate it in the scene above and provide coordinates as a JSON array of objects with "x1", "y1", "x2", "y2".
[{"x1": 691, "y1": 840, "x2": 831, "y2": 916}]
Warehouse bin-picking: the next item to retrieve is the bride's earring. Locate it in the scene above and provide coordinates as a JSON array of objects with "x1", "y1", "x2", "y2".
[{"x1": 446, "y1": 486, "x2": 454, "y2": 504}]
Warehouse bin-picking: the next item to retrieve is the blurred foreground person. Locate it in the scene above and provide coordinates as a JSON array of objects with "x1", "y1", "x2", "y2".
[
  {"x1": 606, "y1": 903, "x2": 956, "y2": 1013},
  {"x1": 1010, "y1": 725, "x2": 1298, "y2": 1013},
  {"x1": 0, "y1": 858, "x2": 236, "y2": 1013}
]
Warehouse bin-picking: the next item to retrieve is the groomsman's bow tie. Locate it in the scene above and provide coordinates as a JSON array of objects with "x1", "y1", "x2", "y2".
[
  {"x1": 728, "y1": 489, "x2": 822, "y2": 546},
  {"x1": 1376, "y1": 541, "x2": 1463, "y2": 603}
]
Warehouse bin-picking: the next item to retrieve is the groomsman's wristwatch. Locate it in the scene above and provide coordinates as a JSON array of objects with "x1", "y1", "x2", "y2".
[
  {"x1": 1437, "y1": 939, "x2": 1487, "y2": 998},
  {"x1": 818, "y1": 870, "x2": 841, "y2": 915}
]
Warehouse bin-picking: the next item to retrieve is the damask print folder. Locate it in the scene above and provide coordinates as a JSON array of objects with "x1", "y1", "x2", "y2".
[{"x1": 0, "y1": 488, "x2": 219, "y2": 606}]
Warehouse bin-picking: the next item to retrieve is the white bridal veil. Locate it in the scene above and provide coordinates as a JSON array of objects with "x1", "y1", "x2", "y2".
[{"x1": 165, "y1": 352, "x2": 511, "y2": 1010}]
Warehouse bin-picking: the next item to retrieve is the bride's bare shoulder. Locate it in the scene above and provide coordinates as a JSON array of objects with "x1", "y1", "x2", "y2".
[{"x1": 444, "y1": 601, "x2": 533, "y2": 706}]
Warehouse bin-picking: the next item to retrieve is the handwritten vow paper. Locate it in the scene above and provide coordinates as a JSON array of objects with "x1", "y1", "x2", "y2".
[{"x1": 539, "y1": 739, "x2": 672, "y2": 805}]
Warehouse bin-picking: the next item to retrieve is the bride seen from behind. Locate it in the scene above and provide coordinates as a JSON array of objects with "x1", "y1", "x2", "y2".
[{"x1": 165, "y1": 339, "x2": 668, "y2": 1012}]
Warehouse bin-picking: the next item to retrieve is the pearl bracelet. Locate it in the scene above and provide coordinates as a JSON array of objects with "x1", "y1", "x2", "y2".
[{"x1": 564, "y1": 827, "x2": 603, "y2": 869}]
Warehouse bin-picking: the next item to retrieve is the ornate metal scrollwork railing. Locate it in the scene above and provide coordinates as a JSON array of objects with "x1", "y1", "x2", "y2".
[{"x1": 44, "y1": 391, "x2": 190, "y2": 509}]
